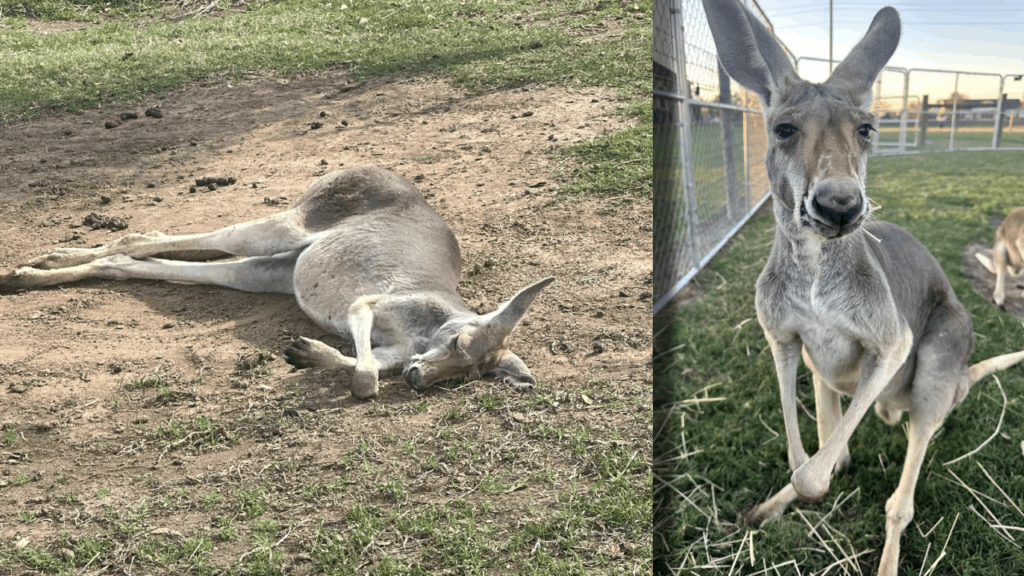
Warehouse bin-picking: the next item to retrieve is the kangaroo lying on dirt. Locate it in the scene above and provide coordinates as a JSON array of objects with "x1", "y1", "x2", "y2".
[
  {"x1": 702, "y1": 1, "x2": 1024, "y2": 574},
  {"x1": 975, "y1": 207, "x2": 1024, "y2": 306},
  {"x1": 0, "y1": 167, "x2": 554, "y2": 400}
]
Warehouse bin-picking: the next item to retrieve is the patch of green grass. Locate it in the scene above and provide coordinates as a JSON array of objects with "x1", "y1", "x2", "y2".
[
  {"x1": 252, "y1": 518, "x2": 282, "y2": 536},
  {"x1": 235, "y1": 487, "x2": 267, "y2": 519},
  {"x1": 560, "y1": 110, "x2": 653, "y2": 199},
  {"x1": 151, "y1": 415, "x2": 236, "y2": 453},
  {"x1": 199, "y1": 492, "x2": 223, "y2": 509},
  {"x1": 18, "y1": 511, "x2": 35, "y2": 523},
  {"x1": 0, "y1": 0, "x2": 650, "y2": 123},
  {"x1": 477, "y1": 393, "x2": 504, "y2": 410},
  {"x1": 4, "y1": 545, "x2": 64, "y2": 572},
  {"x1": 94, "y1": 487, "x2": 111, "y2": 499},
  {"x1": 136, "y1": 534, "x2": 213, "y2": 571},
  {"x1": 3, "y1": 0, "x2": 160, "y2": 21},
  {"x1": 378, "y1": 476, "x2": 406, "y2": 502},
  {"x1": 656, "y1": 151, "x2": 1024, "y2": 575},
  {"x1": 2, "y1": 428, "x2": 16, "y2": 446}
]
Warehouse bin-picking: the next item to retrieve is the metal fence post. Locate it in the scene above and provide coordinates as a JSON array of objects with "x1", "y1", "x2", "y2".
[
  {"x1": 949, "y1": 73, "x2": 959, "y2": 150},
  {"x1": 872, "y1": 76, "x2": 883, "y2": 151},
  {"x1": 743, "y1": 98, "x2": 752, "y2": 213},
  {"x1": 919, "y1": 91, "x2": 929, "y2": 149},
  {"x1": 898, "y1": 71, "x2": 910, "y2": 153},
  {"x1": 993, "y1": 76, "x2": 1006, "y2": 149},
  {"x1": 671, "y1": 0, "x2": 701, "y2": 271},
  {"x1": 719, "y1": 64, "x2": 740, "y2": 221}
]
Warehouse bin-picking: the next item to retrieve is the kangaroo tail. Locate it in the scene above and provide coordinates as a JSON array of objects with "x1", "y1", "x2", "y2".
[{"x1": 969, "y1": 350, "x2": 1024, "y2": 384}]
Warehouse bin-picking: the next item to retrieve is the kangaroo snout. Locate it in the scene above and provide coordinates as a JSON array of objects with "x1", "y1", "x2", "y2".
[
  {"x1": 811, "y1": 181, "x2": 864, "y2": 229},
  {"x1": 403, "y1": 364, "x2": 425, "y2": 390}
]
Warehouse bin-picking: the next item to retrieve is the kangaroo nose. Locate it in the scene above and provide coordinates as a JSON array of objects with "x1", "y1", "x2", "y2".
[
  {"x1": 812, "y1": 183, "x2": 863, "y2": 227},
  {"x1": 404, "y1": 365, "x2": 423, "y2": 390}
]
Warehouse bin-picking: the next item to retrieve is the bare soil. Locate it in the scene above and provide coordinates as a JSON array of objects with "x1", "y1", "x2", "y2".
[{"x1": 0, "y1": 70, "x2": 652, "y2": 571}]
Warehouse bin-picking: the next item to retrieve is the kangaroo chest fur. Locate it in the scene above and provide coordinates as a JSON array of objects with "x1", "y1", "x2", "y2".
[{"x1": 756, "y1": 226, "x2": 912, "y2": 396}]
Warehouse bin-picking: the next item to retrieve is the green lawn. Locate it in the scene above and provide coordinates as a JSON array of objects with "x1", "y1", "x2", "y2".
[
  {"x1": 655, "y1": 151, "x2": 1024, "y2": 575},
  {"x1": 878, "y1": 125, "x2": 1024, "y2": 151}
]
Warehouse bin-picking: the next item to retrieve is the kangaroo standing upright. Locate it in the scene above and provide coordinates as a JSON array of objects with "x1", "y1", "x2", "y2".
[
  {"x1": 1, "y1": 167, "x2": 553, "y2": 400},
  {"x1": 701, "y1": 2, "x2": 1024, "y2": 574}
]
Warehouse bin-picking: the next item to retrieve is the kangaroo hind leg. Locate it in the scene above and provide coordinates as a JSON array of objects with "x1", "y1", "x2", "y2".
[
  {"x1": 3, "y1": 250, "x2": 300, "y2": 294},
  {"x1": 24, "y1": 209, "x2": 316, "y2": 271}
]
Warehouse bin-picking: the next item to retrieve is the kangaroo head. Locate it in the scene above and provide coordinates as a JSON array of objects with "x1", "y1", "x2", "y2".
[
  {"x1": 702, "y1": 0, "x2": 900, "y2": 240},
  {"x1": 402, "y1": 277, "x2": 554, "y2": 391}
]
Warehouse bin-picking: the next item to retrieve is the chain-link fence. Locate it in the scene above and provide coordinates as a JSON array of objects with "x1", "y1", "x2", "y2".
[
  {"x1": 654, "y1": 0, "x2": 1024, "y2": 314},
  {"x1": 653, "y1": 0, "x2": 790, "y2": 314}
]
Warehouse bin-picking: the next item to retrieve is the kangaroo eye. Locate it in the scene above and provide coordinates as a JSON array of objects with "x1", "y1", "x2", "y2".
[
  {"x1": 774, "y1": 123, "x2": 798, "y2": 140},
  {"x1": 449, "y1": 335, "x2": 460, "y2": 351},
  {"x1": 857, "y1": 124, "x2": 875, "y2": 138}
]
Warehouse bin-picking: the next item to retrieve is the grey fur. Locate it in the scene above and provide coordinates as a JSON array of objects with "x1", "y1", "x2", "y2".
[
  {"x1": 0, "y1": 167, "x2": 554, "y2": 400},
  {"x1": 701, "y1": 2, "x2": 1024, "y2": 574}
]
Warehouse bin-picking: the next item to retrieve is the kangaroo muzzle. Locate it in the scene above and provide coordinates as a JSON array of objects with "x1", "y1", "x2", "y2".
[{"x1": 808, "y1": 180, "x2": 864, "y2": 235}]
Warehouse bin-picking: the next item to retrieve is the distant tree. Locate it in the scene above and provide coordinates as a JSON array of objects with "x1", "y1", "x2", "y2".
[{"x1": 945, "y1": 91, "x2": 970, "y2": 104}]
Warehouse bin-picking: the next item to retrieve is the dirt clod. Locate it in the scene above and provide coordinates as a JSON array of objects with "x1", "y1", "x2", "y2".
[{"x1": 83, "y1": 213, "x2": 128, "y2": 231}]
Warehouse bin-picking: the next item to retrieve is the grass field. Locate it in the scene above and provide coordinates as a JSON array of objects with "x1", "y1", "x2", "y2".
[
  {"x1": 655, "y1": 151, "x2": 1024, "y2": 575},
  {"x1": 0, "y1": 1, "x2": 653, "y2": 574},
  {"x1": 878, "y1": 125, "x2": 1024, "y2": 151}
]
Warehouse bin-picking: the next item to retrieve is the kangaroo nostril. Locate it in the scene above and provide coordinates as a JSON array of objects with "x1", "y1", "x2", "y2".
[
  {"x1": 813, "y1": 186, "x2": 863, "y2": 227},
  {"x1": 404, "y1": 366, "x2": 421, "y2": 388}
]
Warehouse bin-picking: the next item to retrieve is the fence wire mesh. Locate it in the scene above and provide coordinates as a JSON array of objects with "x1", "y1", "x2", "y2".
[
  {"x1": 655, "y1": 2, "x2": 1024, "y2": 313},
  {"x1": 653, "y1": 0, "x2": 784, "y2": 312}
]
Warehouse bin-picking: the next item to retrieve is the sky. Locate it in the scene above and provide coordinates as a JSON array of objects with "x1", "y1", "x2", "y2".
[{"x1": 754, "y1": 1, "x2": 1024, "y2": 103}]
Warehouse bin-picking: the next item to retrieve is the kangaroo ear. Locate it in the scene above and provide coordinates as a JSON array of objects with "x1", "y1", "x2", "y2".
[
  {"x1": 483, "y1": 351, "x2": 536, "y2": 390},
  {"x1": 701, "y1": 0, "x2": 795, "y2": 110},
  {"x1": 485, "y1": 277, "x2": 554, "y2": 339},
  {"x1": 825, "y1": 7, "x2": 901, "y2": 108}
]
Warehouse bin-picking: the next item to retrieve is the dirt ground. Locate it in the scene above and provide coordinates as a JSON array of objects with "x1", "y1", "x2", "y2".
[
  {"x1": 0, "y1": 69, "x2": 652, "y2": 571},
  {"x1": 964, "y1": 241, "x2": 1024, "y2": 318}
]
